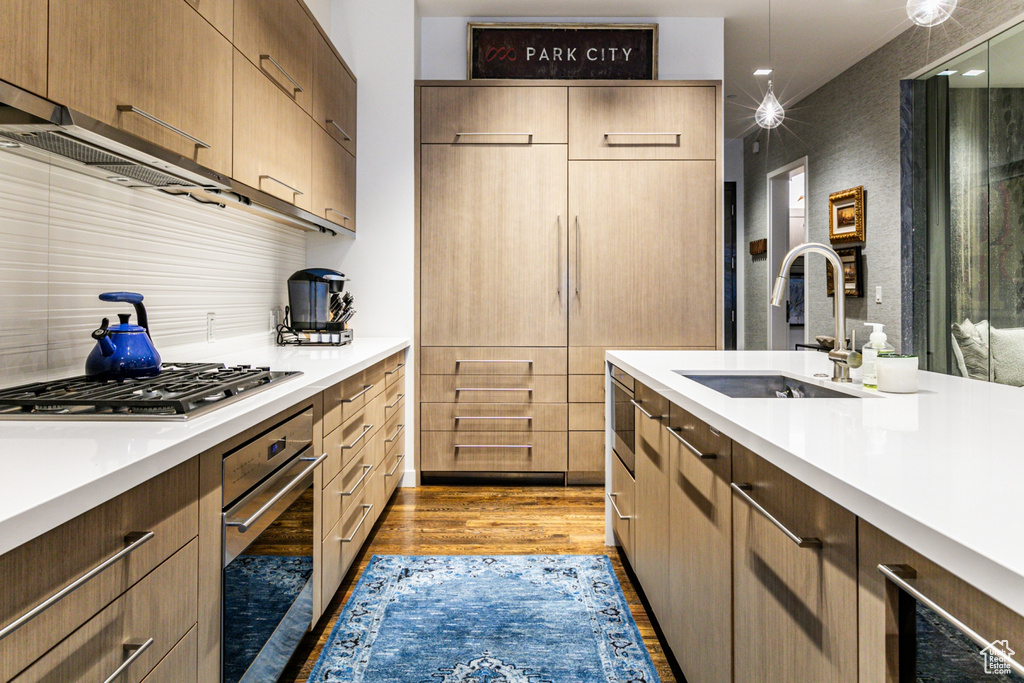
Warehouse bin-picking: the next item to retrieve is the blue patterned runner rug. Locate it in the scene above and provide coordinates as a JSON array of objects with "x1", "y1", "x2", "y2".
[{"x1": 308, "y1": 555, "x2": 660, "y2": 682}]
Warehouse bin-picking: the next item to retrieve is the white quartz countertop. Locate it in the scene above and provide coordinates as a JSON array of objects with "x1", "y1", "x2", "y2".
[
  {"x1": 608, "y1": 349, "x2": 1024, "y2": 618},
  {"x1": 0, "y1": 336, "x2": 409, "y2": 556}
]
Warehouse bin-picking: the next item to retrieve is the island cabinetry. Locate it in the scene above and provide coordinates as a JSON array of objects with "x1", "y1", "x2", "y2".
[
  {"x1": 608, "y1": 447, "x2": 635, "y2": 563},
  {"x1": 731, "y1": 443, "x2": 858, "y2": 683},
  {"x1": 632, "y1": 381, "x2": 671, "y2": 623}
]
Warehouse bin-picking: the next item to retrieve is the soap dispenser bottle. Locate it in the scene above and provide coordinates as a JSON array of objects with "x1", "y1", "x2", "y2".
[{"x1": 862, "y1": 323, "x2": 895, "y2": 389}]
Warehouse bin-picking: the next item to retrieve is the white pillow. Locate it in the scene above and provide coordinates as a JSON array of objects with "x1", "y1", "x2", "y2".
[
  {"x1": 991, "y1": 326, "x2": 1024, "y2": 387},
  {"x1": 951, "y1": 319, "x2": 992, "y2": 381}
]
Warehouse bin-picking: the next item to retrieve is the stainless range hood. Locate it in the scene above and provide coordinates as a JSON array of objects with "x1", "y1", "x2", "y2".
[{"x1": 0, "y1": 80, "x2": 346, "y2": 237}]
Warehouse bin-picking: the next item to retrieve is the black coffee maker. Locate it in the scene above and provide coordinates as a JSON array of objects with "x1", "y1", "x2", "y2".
[{"x1": 287, "y1": 268, "x2": 347, "y2": 331}]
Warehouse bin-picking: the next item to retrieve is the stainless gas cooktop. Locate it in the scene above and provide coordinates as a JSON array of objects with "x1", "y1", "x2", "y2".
[{"x1": 0, "y1": 363, "x2": 302, "y2": 420}]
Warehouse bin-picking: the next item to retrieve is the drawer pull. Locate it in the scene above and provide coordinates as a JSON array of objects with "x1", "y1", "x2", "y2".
[
  {"x1": 341, "y1": 424, "x2": 374, "y2": 449},
  {"x1": 386, "y1": 393, "x2": 406, "y2": 409},
  {"x1": 575, "y1": 216, "x2": 581, "y2": 296},
  {"x1": 0, "y1": 531, "x2": 155, "y2": 642},
  {"x1": 455, "y1": 132, "x2": 533, "y2": 143},
  {"x1": 604, "y1": 132, "x2": 682, "y2": 144},
  {"x1": 606, "y1": 492, "x2": 631, "y2": 521},
  {"x1": 456, "y1": 387, "x2": 533, "y2": 393},
  {"x1": 260, "y1": 53, "x2": 305, "y2": 93},
  {"x1": 340, "y1": 504, "x2": 373, "y2": 542},
  {"x1": 455, "y1": 359, "x2": 533, "y2": 365},
  {"x1": 116, "y1": 105, "x2": 210, "y2": 149},
  {"x1": 877, "y1": 564, "x2": 1024, "y2": 677},
  {"x1": 226, "y1": 453, "x2": 327, "y2": 532},
  {"x1": 455, "y1": 444, "x2": 532, "y2": 451},
  {"x1": 385, "y1": 453, "x2": 406, "y2": 477},
  {"x1": 666, "y1": 425, "x2": 716, "y2": 459},
  {"x1": 731, "y1": 483, "x2": 821, "y2": 548},
  {"x1": 340, "y1": 464, "x2": 372, "y2": 496},
  {"x1": 385, "y1": 363, "x2": 407, "y2": 375},
  {"x1": 630, "y1": 398, "x2": 661, "y2": 421},
  {"x1": 102, "y1": 637, "x2": 155, "y2": 683},
  {"x1": 454, "y1": 415, "x2": 532, "y2": 421},
  {"x1": 341, "y1": 384, "x2": 374, "y2": 403},
  {"x1": 326, "y1": 119, "x2": 352, "y2": 140},
  {"x1": 385, "y1": 424, "x2": 405, "y2": 443},
  {"x1": 325, "y1": 208, "x2": 351, "y2": 222},
  {"x1": 260, "y1": 175, "x2": 304, "y2": 197}
]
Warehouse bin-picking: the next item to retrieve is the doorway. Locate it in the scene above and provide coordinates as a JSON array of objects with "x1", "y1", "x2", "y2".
[
  {"x1": 724, "y1": 182, "x2": 738, "y2": 350},
  {"x1": 767, "y1": 159, "x2": 808, "y2": 350}
]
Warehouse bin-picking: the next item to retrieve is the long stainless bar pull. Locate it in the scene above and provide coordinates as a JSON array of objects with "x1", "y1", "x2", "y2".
[
  {"x1": 339, "y1": 464, "x2": 372, "y2": 496},
  {"x1": 557, "y1": 215, "x2": 564, "y2": 300},
  {"x1": 607, "y1": 493, "x2": 631, "y2": 520},
  {"x1": 385, "y1": 454, "x2": 406, "y2": 477},
  {"x1": 731, "y1": 483, "x2": 822, "y2": 548},
  {"x1": 260, "y1": 175, "x2": 304, "y2": 196},
  {"x1": 339, "y1": 504, "x2": 374, "y2": 542},
  {"x1": 0, "y1": 531, "x2": 155, "y2": 641},
  {"x1": 604, "y1": 132, "x2": 682, "y2": 142},
  {"x1": 226, "y1": 453, "x2": 328, "y2": 532},
  {"x1": 326, "y1": 119, "x2": 352, "y2": 140},
  {"x1": 629, "y1": 398, "x2": 661, "y2": 421},
  {"x1": 385, "y1": 424, "x2": 405, "y2": 443},
  {"x1": 454, "y1": 416, "x2": 532, "y2": 421},
  {"x1": 341, "y1": 385, "x2": 374, "y2": 403},
  {"x1": 325, "y1": 208, "x2": 351, "y2": 223},
  {"x1": 666, "y1": 425, "x2": 717, "y2": 459},
  {"x1": 455, "y1": 359, "x2": 532, "y2": 365},
  {"x1": 877, "y1": 565, "x2": 1024, "y2": 677},
  {"x1": 386, "y1": 393, "x2": 406, "y2": 409},
  {"x1": 455, "y1": 387, "x2": 533, "y2": 392},
  {"x1": 260, "y1": 54, "x2": 304, "y2": 93},
  {"x1": 574, "y1": 216, "x2": 581, "y2": 296},
  {"x1": 455, "y1": 444, "x2": 532, "y2": 450},
  {"x1": 455, "y1": 132, "x2": 533, "y2": 143},
  {"x1": 116, "y1": 105, "x2": 210, "y2": 149},
  {"x1": 341, "y1": 424, "x2": 373, "y2": 449},
  {"x1": 102, "y1": 638, "x2": 155, "y2": 683},
  {"x1": 385, "y1": 363, "x2": 406, "y2": 375}
]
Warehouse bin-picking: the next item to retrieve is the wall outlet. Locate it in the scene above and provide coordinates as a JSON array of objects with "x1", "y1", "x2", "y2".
[
  {"x1": 875, "y1": 286, "x2": 883, "y2": 304},
  {"x1": 269, "y1": 308, "x2": 282, "y2": 331},
  {"x1": 206, "y1": 312, "x2": 216, "y2": 342}
]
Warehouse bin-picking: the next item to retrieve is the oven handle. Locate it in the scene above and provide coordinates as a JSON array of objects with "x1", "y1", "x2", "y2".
[{"x1": 225, "y1": 452, "x2": 327, "y2": 533}]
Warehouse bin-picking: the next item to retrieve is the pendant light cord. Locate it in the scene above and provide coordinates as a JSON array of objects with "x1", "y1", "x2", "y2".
[{"x1": 767, "y1": 0, "x2": 772, "y2": 68}]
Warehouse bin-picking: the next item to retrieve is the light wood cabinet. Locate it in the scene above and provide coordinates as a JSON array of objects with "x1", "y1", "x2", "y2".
[
  {"x1": 421, "y1": 431, "x2": 567, "y2": 472},
  {"x1": 233, "y1": 0, "x2": 314, "y2": 114},
  {"x1": 141, "y1": 626, "x2": 198, "y2": 683},
  {"x1": 569, "y1": 160, "x2": 717, "y2": 347},
  {"x1": 0, "y1": 0, "x2": 47, "y2": 95},
  {"x1": 322, "y1": 480, "x2": 372, "y2": 601},
  {"x1": 420, "y1": 347, "x2": 567, "y2": 376},
  {"x1": 732, "y1": 443, "x2": 858, "y2": 683},
  {"x1": 632, "y1": 382, "x2": 671, "y2": 622},
  {"x1": 421, "y1": 403, "x2": 567, "y2": 432},
  {"x1": 420, "y1": 86, "x2": 568, "y2": 144},
  {"x1": 183, "y1": 0, "x2": 233, "y2": 40},
  {"x1": 48, "y1": 0, "x2": 234, "y2": 176},
  {"x1": 419, "y1": 374, "x2": 567, "y2": 404},
  {"x1": 568, "y1": 431, "x2": 604, "y2": 484},
  {"x1": 311, "y1": 124, "x2": 356, "y2": 231},
  {"x1": 609, "y1": 450, "x2": 635, "y2": 562},
  {"x1": 420, "y1": 144, "x2": 569, "y2": 347},
  {"x1": 313, "y1": 33, "x2": 356, "y2": 155}
]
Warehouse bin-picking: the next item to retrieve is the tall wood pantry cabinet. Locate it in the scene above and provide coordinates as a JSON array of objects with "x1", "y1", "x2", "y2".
[{"x1": 416, "y1": 81, "x2": 722, "y2": 484}]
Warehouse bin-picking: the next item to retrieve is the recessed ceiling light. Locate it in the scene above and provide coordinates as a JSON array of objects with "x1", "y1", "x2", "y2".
[
  {"x1": 963, "y1": 69, "x2": 986, "y2": 77},
  {"x1": 753, "y1": 68, "x2": 773, "y2": 76},
  {"x1": 937, "y1": 70, "x2": 958, "y2": 76}
]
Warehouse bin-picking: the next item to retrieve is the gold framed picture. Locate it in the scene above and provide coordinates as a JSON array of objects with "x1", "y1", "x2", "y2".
[
  {"x1": 826, "y1": 247, "x2": 863, "y2": 297},
  {"x1": 829, "y1": 186, "x2": 865, "y2": 243}
]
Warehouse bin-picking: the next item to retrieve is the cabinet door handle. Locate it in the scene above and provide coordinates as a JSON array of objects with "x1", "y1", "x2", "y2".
[
  {"x1": 116, "y1": 105, "x2": 210, "y2": 149},
  {"x1": 0, "y1": 531, "x2": 155, "y2": 642},
  {"x1": 341, "y1": 424, "x2": 373, "y2": 450},
  {"x1": 325, "y1": 208, "x2": 351, "y2": 223},
  {"x1": 455, "y1": 359, "x2": 532, "y2": 365},
  {"x1": 557, "y1": 215, "x2": 564, "y2": 300},
  {"x1": 454, "y1": 415, "x2": 531, "y2": 421},
  {"x1": 604, "y1": 132, "x2": 682, "y2": 144},
  {"x1": 326, "y1": 119, "x2": 352, "y2": 140},
  {"x1": 385, "y1": 363, "x2": 406, "y2": 375},
  {"x1": 666, "y1": 425, "x2": 716, "y2": 459},
  {"x1": 339, "y1": 464, "x2": 372, "y2": 496},
  {"x1": 454, "y1": 132, "x2": 533, "y2": 144},
  {"x1": 385, "y1": 424, "x2": 405, "y2": 443},
  {"x1": 260, "y1": 175, "x2": 304, "y2": 197},
  {"x1": 630, "y1": 398, "x2": 661, "y2": 421},
  {"x1": 341, "y1": 384, "x2": 374, "y2": 403},
  {"x1": 731, "y1": 483, "x2": 821, "y2": 548},
  {"x1": 385, "y1": 453, "x2": 406, "y2": 477},
  {"x1": 456, "y1": 387, "x2": 533, "y2": 392},
  {"x1": 225, "y1": 452, "x2": 327, "y2": 532},
  {"x1": 574, "y1": 216, "x2": 581, "y2": 296},
  {"x1": 102, "y1": 638, "x2": 155, "y2": 683},
  {"x1": 386, "y1": 393, "x2": 406, "y2": 409},
  {"x1": 455, "y1": 444, "x2": 532, "y2": 451},
  {"x1": 606, "y1": 492, "x2": 631, "y2": 520},
  {"x1": 339, "y1": 504, "x2": 373, "y2": 542},
  {"x1": 260, "y1": 53, "x2": 305, "y2": 93},
  {"x1": 877, "y1": 564, "x2": 1024, "y2": 677}
]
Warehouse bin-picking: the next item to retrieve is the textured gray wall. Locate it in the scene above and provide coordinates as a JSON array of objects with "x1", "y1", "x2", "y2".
[{"x1": 742, "y1": 1, "x2": 1024, "y2": 351}]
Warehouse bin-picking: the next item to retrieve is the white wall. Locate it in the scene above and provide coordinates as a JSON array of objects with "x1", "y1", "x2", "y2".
[
  {"x1": 420, "y1": 16, "x2": 724, "y2": 80},
  {"x1": 724, "y1": 138, "x2": 745, "y2": 348}
]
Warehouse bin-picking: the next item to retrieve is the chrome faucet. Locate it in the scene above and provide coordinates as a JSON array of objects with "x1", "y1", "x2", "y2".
[{"x1": 771, "y1": 242, "x2": 862, "y2": 382}]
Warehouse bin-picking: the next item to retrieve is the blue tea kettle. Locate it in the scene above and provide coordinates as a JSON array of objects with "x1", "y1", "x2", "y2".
[{"x1": 85, "y1": 292, "x2": 162, "y2": 380}]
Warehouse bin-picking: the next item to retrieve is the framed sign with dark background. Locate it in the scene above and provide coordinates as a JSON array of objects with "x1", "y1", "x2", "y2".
[{"x1": 468, "y1": 23, "x2": 658, "y2": 80}]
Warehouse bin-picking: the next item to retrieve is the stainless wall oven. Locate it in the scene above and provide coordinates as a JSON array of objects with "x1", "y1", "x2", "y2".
[
  {"x1": 610, "y1": 365, "x2": 636, "y2": 476},
  {"x1": 221, "y1": 407, "x2": 325, "y2": 683}
]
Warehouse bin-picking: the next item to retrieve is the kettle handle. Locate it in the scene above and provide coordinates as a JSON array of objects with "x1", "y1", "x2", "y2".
[{"x1": 99, "y1": 292, "x2": 150, "y2": 338}]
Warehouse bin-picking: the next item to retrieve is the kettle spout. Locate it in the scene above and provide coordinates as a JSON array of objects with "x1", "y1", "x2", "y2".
[{"x1": 97, "y1": 335, "x2": 116, "y2": 357}]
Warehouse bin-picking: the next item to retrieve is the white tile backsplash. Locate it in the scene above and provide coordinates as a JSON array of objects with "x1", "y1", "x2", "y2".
[{"x1": 0, "y1": 152, "x2": 307, "y2": 383}]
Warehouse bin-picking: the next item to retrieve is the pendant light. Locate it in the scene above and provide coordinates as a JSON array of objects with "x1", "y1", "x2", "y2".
[
  {"x1": 756, "y1": 0, "x2": 785, "y2": 129},
  {"x1": 906, "y1": 0, "x2": 957, "y2": 27}
]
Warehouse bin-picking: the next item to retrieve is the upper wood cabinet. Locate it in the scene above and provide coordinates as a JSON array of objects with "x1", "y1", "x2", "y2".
[
  {"x1": 313, "y1": 34, "x2": 356, "y2": 156},
  {"x1": 311, "y1": 124, "x2": 356, "y2": 230},
  {"x1": 569, "y1": 86, "x2": 717, "y2": 160},
  {"x1": 233, "y1": 50, "x2": 311, "y2": 210},
  {"x1": 420, "y1": 86, "x2": 568, "y2": 145},
  {"x1": 0, "y1": 0, "x2": 47, "y2": 95},
  {"x1": 184, "y1": 0, "x2": 233, "y2": 40},
  {"x1": 233, "y1": 0, "x2": 314, "y2": 114},
  {"x1": 48, "y1": 0, "x2": 234, "y2": 176}
]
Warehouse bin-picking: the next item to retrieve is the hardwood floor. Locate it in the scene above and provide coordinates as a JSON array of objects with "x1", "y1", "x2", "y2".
[{"x1": 281, "y1": 485, "x2": 683, "y2": 682}]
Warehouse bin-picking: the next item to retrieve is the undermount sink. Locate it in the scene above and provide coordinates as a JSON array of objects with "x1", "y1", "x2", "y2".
[{"x1": 677, "y1": 373, "x2": 864, "y2": 399}]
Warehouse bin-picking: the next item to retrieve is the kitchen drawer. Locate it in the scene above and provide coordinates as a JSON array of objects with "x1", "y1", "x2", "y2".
[
  {"x1": 311, "y1": 125, "x2": 356, "y2": 231},
  {"x1": 421, "y1": 347, "x2": 566, "y2": 375},
  {"x1": 324, "y1": 364, "x2": 383, "y2": 436},
  {"x1": 13, "y1": 539, "x2": 198, "y2": 683},
  {"x1": 232, "y1": 50, "x2": 311, "y2": 209},
  {"x1": 323, "y1": 434, "x2": 377, "y2": 540},
  {"x1": 569, "y1": 86, "x2": 717, "y2": 160},
  {"x1": 635, "y1": 381, "x2": 670, "y2": 422},
  {"x1": 385, "y1": 351, "x2": 407, "y2": 384},
  {"x1": 569, "y1": 374, "x2": 605, "y2": 402},
  {"x1": 322, "y1": 482, "x2": 373, "y2": 601},
  {"x1": 420, "y1": 86, "x2": 568, "y2": 144},
  {"x1": 569, "y1": 402, "x2": 604, "y2": 431},
  {"x1": 420, "y1": 375, "x2": 567, "y2": 404},
  {"x1": 323, "y1": 390, "x2": 384, "y2": 485},
  {"x1": 667, "y1": 403, "x2": 730, "y2": 462},
  {"x1": 421, "y1": 431, "x2": 568, "y2": 473},
  {"x1": 384, "y1": 381, "x2": 406, "y2": 424},
  {"x1": 365, "y1": 361, "x2": 387, "y2": 401},
  {"x1": 233, "y1": 0, "x2": 314, "y2": 113},
  {"x1": 223, "y1": 407, "x2": 313, "y2": 502},
  {"x1": 0, "y1": 459, "x2": 198, "y2": 681},
  {"x1": 610, "y1": 450, "x2": 635, "y2": 562},
  {"x1": 313, "y1": 33, "x2": 356, "y2": 155},
  {"x1": 421, "y1": 403, "x2": 567, "y2": 432},
  {"x1": 141, "y1": 624, "x2": 197, "y2": 683},
  {"x1": 568, "y1": 431, "x2": 604, "y2": 485},
  {"x1": 383, "y1": 411, "x2": 405, "y2": 459},
  {"x1": 570, "y1": 347, "x2": 711, "y2": 375},
  {"x1": 382, "y1": 448, "x2": 406, "y2": 501}
]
